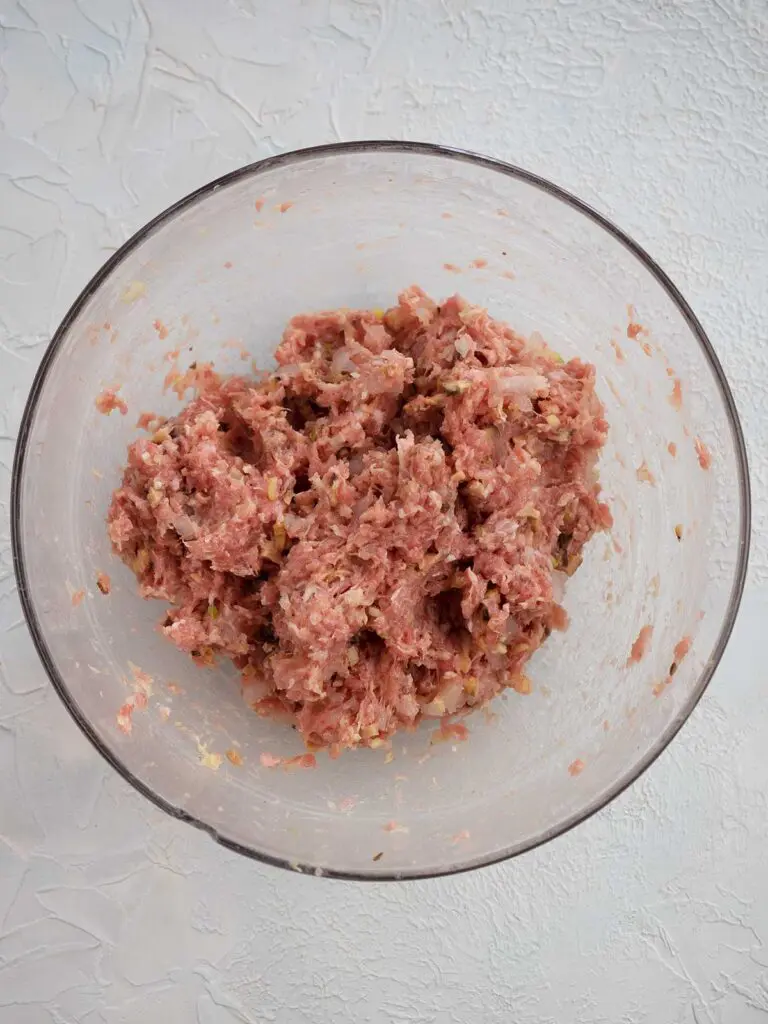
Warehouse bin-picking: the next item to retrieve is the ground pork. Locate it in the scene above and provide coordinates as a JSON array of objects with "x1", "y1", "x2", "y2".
[{"x1": 108, "y1": 287, "x2": 610, "y2": 753}]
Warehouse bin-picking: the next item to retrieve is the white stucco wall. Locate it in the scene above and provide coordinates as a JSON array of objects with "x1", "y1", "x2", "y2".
[{"x1": 0, "y1": 0, "x2": 766, "y2": 1020}]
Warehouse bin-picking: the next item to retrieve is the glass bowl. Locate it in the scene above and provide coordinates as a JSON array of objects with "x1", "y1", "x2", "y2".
[{"x1": 12, "y1": 142, "x2": 750, "y2": 880}]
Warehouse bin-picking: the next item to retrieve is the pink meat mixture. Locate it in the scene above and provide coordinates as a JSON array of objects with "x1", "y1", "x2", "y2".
[{"x1": 108, "y1": 287, "x2": 610, "y2": 752}]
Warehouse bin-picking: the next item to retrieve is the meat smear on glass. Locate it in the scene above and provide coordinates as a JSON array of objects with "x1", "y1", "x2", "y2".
[{"x1": 108, "y1": 288, "x2": 610, "y2": 753}]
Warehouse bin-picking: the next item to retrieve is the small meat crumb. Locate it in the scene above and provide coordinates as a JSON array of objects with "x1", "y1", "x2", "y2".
[
  {"x1": 469, "y1": 258, "x2": 488, "y2": 269},
  {"x1": 674, "y1": 524, "x2": 684, "y2": 541},
  {"x1": 694, "y1": 437, "x2": 712, "y2": 470},
  {"x1": 71, "y1": 588, "x2": 86, "y2": 607},
  {"x1": 258, "y1": 751, "x2": 316, "y2": 770},
  {"x1": 432, "y1": 721, "x2": 469, "y2": 745},
  {"x1": 129, "y1": 662, "x2": 153, "y2": 696},
  {"x1": 610, "y1": 340, "x2": 626, "y2": 362},
  {"x1": 636, "y1": 461, "x2": 655, "y2": 485},
  {"x1": 116, "y1": 702, "x2": 133, "y2": 734},
  {"x1": 152, "y1": 319, "x2": 169, "y2": 340},
  {"x1": 568, "y1": 759, "x2": 585, "y2": 777},
  {"x1": 669, "y1": 379, "x2": 683, "y2": 410},
  {"x1": 654, "y1": 637, "x2": 693, "y2": 696},
  {"x1": 627, "y1": 322, "x2": 644, "y2": 340},
  {"x1": 96, "y1": 572, "x2": 111, "y2": 595},
  {"x1": 282, "y1": 753, "x2": 317, "y2": 770},
  {"x1": 667, "y1": 441, "x2": 677, "y2": 457},
  {"x1": 255, "y1": 197, "x2": 265, "y2": 212},
  {"x1": 627, "y1": 625, "x2": 653, "y2": 665},
  {"x1": 277, "y1": 201, "x2": 293, "y2": 213},
  {"x1": 95, "y1": 387, "x2": 128, "y2": 416},
  {"x1": 136, "y1": 411, "x2": 165, "y2": 431},
  {"x1": 226, "y1": 749, "x2": 244, "y2": 766},
  {"x1": 673, "y1": 635, "x2": 692, "y2": 664},
  {"x1": 443, "y1": 262, "x2": 461, "y2": 273}
]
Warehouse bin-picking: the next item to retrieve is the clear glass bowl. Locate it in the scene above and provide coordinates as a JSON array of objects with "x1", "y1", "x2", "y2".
[{"x1": 12, "y1": 142, "x2": 750, "y2": 880}]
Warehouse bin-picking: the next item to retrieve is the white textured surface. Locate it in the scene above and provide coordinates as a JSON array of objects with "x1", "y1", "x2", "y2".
[{"x1": 0, "y1": 0, "x2": 765, "y2": 1020}]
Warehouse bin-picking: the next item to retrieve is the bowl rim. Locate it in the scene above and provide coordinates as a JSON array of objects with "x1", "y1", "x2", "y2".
[{"x1": 11, "y1": 140, "x2": 751, "y2": 882}]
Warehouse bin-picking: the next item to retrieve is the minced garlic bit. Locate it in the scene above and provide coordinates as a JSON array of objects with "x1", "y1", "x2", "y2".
[
  {"x1": 273, "y1": 522, "x2": 287, "y2": 552},
  {"x1": 442, "y1": 379, "x2": 471, "y2": 395},
  {"x1": 121, "y1": 280, "x2": 146, "y2": 303},
  {"x1": 512, "y1": 674, "x2": 532, "y2": 695},
  {"x1": 197, "y1": 743, "x2": 224, "y2": 771}
]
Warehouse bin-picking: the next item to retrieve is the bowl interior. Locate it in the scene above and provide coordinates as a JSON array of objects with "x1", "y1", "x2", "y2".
[{"x1": 14, "y1": 145, "x2": 748, "y2": 878}]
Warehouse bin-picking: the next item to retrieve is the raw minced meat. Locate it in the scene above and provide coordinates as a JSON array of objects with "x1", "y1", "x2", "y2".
[{"x1": 108, "y1": 287, "x2": 611, "y2": 753}]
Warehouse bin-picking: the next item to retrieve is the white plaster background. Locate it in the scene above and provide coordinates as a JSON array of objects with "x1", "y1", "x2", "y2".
[{"x1": 0, "y1": 0, "x2": 766, "y2": 1020}]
